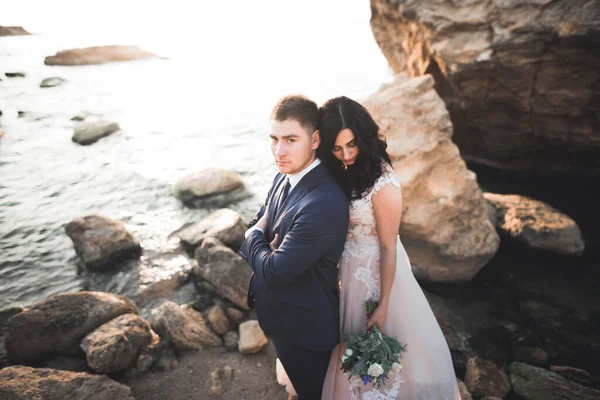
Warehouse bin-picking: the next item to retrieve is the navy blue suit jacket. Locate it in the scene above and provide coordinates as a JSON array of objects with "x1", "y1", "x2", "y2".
[{"x1": 238, "y1": 163, "x2": 349, "y2": 351}]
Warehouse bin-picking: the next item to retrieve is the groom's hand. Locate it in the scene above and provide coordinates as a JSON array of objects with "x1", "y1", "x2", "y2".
[{"x1": 269, "y1": 233, "x2": 281, "y2": 251}]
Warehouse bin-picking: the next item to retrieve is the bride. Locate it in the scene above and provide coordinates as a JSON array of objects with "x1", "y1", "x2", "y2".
[{"x1": 277, "y1": 96, "x2": 461, "y2": 399}]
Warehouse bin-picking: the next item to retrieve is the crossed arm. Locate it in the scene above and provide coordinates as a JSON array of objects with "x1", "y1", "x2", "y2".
[{"x1": 239, "y1": 206, "x2": 342, "y2": 289}]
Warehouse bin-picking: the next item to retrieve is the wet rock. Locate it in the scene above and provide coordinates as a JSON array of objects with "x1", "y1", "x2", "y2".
[
  {"x1": 4, "y1": 72, "x2": 26, "y2": 78},
  {"x1": 72, "y1": 120, "x2": 120, "y2": 145},
  {"x1": 238, "y1": 320, "x2": 268, "y2": 354},
  {"x1": 509, "y1": 362, "x2": 600, "y2": 399},
  {"x1": 64, "y1": 214, "x2": 141, "y2": 270},
  {"x1": 175, "y1": 208, "x2": 248, "y2": 252},
  {"x1": 81, "y1": 313, "x2": 152, "y2": 374},
  {"x1": 465, "y1": 356, "x2": 511, "y2": 398},
  {"x1": 512, "y1": 346, "x2": 549, "y2": 367},
  {"x1": 5, "y1": 292, "x2": 137, "y2": 364},
  {"x1": 0, "y1": 366, "x2": 134, "y2": 399},
  {"x1": 45, "y1": 45, "x2": 162, "y2": 66},
  {"x1": 485, "y1": 193, "x2": 585, "y2": 255},
  {"x1": 364, "y1": 75, "x2": 499, "y2": 282},
  {"x1": 193, "y1": 237, "x2": 251, "y2": 310},
  {"x1": 150, "y1": 301, "x2": 222, "y2": 350},
  {"x1": 0, "y1": 307, "x2": 23, "y2": 368},
  {"x1": 174, "y1": 168, "x2": 251, "y2": 208},
  {"x1": 550, "y1": 365, "x2": 600, "y2": 390},
  {"x1": 40, "y1": 77, "x2": 66, "y2": 88}
]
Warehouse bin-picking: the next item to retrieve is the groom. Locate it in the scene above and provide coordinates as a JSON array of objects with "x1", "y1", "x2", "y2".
[{"x1": 238, "y1": 95, "x2": 349, "y2": 399}]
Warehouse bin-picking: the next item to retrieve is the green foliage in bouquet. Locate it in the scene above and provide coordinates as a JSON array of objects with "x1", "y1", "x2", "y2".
[{"x1": 340, "y1": 300, "x2": 408, "y2": 389}]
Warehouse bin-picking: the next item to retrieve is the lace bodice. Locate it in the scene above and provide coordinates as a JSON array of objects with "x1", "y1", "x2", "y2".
[{"x1": 344, "y1": 162, "x2": 401, "y2": 260}]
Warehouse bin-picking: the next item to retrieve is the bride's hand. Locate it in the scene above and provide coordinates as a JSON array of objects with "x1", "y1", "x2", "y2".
[{"x1": 366, "y1": 304, "x2": 388, "y2": 333}]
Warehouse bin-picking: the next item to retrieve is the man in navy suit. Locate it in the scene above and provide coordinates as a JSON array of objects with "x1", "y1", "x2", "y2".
[{"x1": 238, "y1": 95, "x2": 349, "y2": 399}]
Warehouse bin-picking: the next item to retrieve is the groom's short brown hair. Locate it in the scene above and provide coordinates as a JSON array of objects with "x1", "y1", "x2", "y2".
[{"x1": 270, "y1": 95, "x2": 319, "y2": 135}]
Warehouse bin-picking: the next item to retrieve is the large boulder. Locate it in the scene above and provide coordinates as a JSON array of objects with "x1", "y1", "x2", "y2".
[
  {"x1": 465, "y1": 356, "x2": 511, "y2": 398},
  {"x1": 5, "y1": 292, "x2": 137, "y2": 364},
  {"x1": 363, "y1": 75, "x2": 500, "y2": 282},
  {"x1": 370, "y1": 0, "x2": 600, "y2": 176},
  {"x1": 509, "y1": 362, "x2": 600, "y2": 399},
  {"x1": 64, "y1": 214, "x2": 142, "y2": 270},
  {"x1": 0, "y1": 26, "x2": 31, "y2": 36},
  {"x1": 72, "y1": 120, "x2": 120, "y2": 145},
  {"x1": 485, "y1": 193, "x2": 585, "y2": 255},
  {"x1": 81, "y1": 313, "x2": 153, "y2": 374},
  {"x1": 0, "y1": 366, "x2": 134, "y2": 400},
  {"x1": 174, "y1": 168, "x2": 251, "y2": 208},
  {"x1": 193, "y1": 237, "x2": 252, "y2": 309},
  {"x1": 44, "y1": 45, "x2": 162, "y2": 66},
  {"x1": 150, "y1": 301, "x2": 222, "y2": 350},
  {"x1": 175, "y1": 208, "x2": 248, "y2": 251}
]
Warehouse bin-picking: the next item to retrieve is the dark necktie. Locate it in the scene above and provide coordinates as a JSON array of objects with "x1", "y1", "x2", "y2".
[{"x1": 276, "y1": 178, "x2": 291, "y2": 215}]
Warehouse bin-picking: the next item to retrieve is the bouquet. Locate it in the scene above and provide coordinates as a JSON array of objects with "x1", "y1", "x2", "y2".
[{"x1": 340, "y1": 300, "x2": 407, "y2": 389}]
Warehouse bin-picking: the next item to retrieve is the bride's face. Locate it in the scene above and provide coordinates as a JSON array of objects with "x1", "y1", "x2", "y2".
[{"x1": 331, "y1": 128, "x2": 359, "y2": 166}]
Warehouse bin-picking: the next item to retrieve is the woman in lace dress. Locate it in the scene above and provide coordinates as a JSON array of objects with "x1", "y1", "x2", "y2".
[{"x1": 277, "y1": 96, "x2": 461, "y2": 399}]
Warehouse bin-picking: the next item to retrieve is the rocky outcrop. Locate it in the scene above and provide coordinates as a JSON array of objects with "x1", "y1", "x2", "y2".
[
  {"x1": 0, "y1": 26, "x2": 30, "y2": 36},
  {"x1": 485, "y1": 193, "x2": 585, "y2": 255},
  {"x1": 364, "y1": 75, "x2": 500, "y2": 282},
  {"x1": 5, "y1": 292, "x2": 137, "y2": 363},
  {"x1": 40, "y1": 77, "x2": 66, "y2": 88},
  {"x1": 150, "y1": 301, "x2": 222, "y2": 350},
  {"x1": 238, "y1": 320, "x2": 268, "y2": 354},
  {"x1": 193, "y1": 237, "x2": 252, "y2": 309},
  {"x1": 0, "y1": 366, "x2": 134, "y2": 400},
  {"x1": 174, "y1": 168, "x2": 251, "y2": 208},
  {"x1": 174, "y1": 208, "x2": 248, "y2": 251},
  {"x1": 509, "y1": 362, "x2": 600, "y2": 399},
  {"x1": 370, "y1": 0, "x2": 600, "y2": 175},
  {"x1": 72, "y1": 120, "x2": 120, "y2": 145},
  {"x1": 81, "y1": 313, "x2": 153, "y2": 374},
  {"x1": 45, "y1": 45, "x2": 162, "y2": 66},
  {"x1": 64, "y1": 214, "x2": 141, "y2": 270}
]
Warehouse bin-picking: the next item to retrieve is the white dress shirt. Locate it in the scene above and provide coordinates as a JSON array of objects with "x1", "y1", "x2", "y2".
[{"x1": 245, "y1": 158, "x2": 322, "y2": 238}]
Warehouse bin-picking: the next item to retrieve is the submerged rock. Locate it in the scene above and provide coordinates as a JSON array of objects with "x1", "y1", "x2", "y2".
[
  {"x1": 72, "y1": 120, "x2": 120, "y2": 145},
  {"x1": 40, "y1": 77, "x2": 66, "y2": 88},
  {"x1": 45, "y1": 45, "x2": 162, "y2": 66}
]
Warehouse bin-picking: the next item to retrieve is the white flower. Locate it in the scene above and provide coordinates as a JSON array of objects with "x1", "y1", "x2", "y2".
[
  {"x1": 345, "y1": 349, "x2": 353, "y2": 357},
  {"x1": 392, "y1": 362, "x2": 403, "y2": 373},
  {"x1": 367, "y1": 363, "x2": 384, "y2": 377},
  {"x1": 341, "y1": 355, "x2": 349, "y2": 363}
]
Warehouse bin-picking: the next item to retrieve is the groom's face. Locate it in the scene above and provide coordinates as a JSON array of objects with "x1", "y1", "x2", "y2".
[{"x1": 269, "y1": 119, "x2": 320, "y2": 176}]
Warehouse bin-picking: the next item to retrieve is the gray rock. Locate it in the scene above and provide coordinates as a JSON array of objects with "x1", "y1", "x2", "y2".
[
  {"x1": 174, "y1": 168, "x2": 250, "y2": 208},
  {"x1": 150, "y1": 301, "x2": 222, "y2": 350},
  {"x1": 72, "y1": 120, "x2": 120, "y2": 145},
  {"x1": 509, "y1": 362, "x2": 600, "y2": 399},
  {"x1": 175, "y1": 208, "x2": 248, "y2": 251},
  {"x1": 81, "y1": 313, "x2": 153, "y2": 374},
  {"x1": 0, "y1": 366, "x2": 134, "y2": 400},
  {"x1": 224, "y1": 331, "x2": 239, "y2": 351},
  {"x1": 4, "y1": 72, "x2": 26, "y2": 78},
  {"x1": 193, "y1": 237, "x2": 252, "y2": 310},
  {"x1": 5, "y1": 291, "x2": 137, "y2": 363},
  {"x1": 64, "y1": 214, "x2": 141, "y2": 270},
  {"x1": 40, "y1": 77, "x2": 66, "y2": 88}
]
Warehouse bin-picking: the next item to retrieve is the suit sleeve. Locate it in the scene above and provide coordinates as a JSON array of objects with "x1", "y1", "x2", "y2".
[
  {"x1": 247, "y1": 173, "x2": 281, "y2": 228},
  {"x1": 239, "y1": 205, "x2": 346, "y2": 289}
]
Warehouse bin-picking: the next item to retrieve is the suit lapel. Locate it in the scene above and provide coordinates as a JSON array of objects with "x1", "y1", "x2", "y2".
[
  {"x1": 272, "y1": 163, "x2": 326, "y2": 232},
  {"x1": 268, "y1": 174, "x2": 287, "y2": 232}
]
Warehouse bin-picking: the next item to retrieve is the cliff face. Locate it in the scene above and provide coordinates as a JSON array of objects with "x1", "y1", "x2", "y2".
[{"x1": 370, "y1": 0, "x2": 600, "y2": 175}]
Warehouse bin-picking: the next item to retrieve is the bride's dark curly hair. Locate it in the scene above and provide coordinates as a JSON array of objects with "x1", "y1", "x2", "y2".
[{"x1": 317, "y1": 96, "x2": 391, "y2": 200}]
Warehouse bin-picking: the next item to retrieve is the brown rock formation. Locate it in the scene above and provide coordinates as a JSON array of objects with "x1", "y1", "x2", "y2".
[{"x1": 370, "y1": 0, "x2": 600, "y2": 175}]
